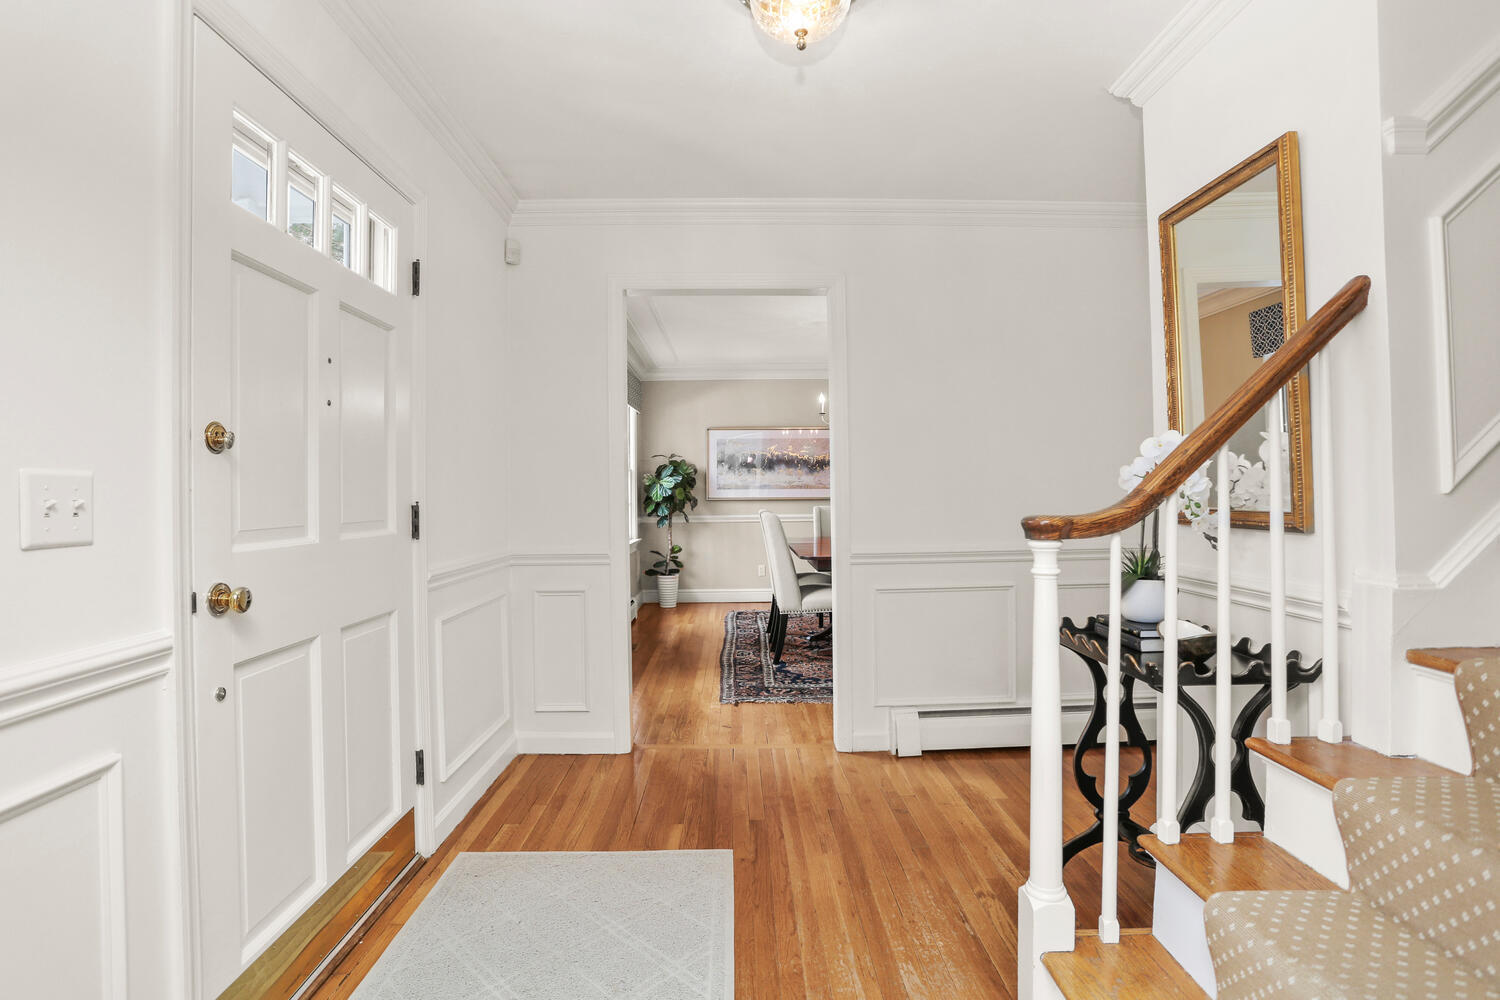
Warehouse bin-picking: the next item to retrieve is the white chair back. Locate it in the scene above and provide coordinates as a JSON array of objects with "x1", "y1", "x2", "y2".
[
  {"x1": 812, "y1": 504, "x2": 831, "y2": 546},
  {"x1": 759, "y1": 510, "x2": 804, "y2": 611}
]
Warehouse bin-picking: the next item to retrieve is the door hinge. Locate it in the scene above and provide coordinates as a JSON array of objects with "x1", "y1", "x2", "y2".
[
  {"x1": 415, "y1": 749, "x2": 426, "y2": 786},
  {"x1": 191, "y1": 591, "x2": 198, "y2": 614},
  {"x1": 411, "y1": 259, "x2": 421, "y2": 297},
  {"x1": 410, "y1": 501, "x2": 421, "y2": 540}
]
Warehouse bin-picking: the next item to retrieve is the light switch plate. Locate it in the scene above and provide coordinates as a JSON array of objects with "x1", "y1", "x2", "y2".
[{"x1": 19, "y1": 469, "x2": 94, "y2": 550}]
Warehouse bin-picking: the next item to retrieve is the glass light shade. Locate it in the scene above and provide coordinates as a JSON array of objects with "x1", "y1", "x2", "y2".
[{"x1": 748, "y1": 0, "x2": 852, "y2": 51}]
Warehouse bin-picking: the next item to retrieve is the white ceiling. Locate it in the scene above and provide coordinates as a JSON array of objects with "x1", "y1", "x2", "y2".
[
  {"x1": 627, "y1": 292, "x2": 829, "y2": 380},
  {"x1": 360, "y1": 0, "x2": 1186, "y2": 202}
]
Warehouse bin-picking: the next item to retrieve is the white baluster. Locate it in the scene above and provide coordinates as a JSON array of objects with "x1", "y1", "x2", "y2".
[
  {"x1": 1100, "y1": 535, "x2": 1123, "y2": 942},
  {"x1": 1018, "y1": 540, "x2": 1075, "y2": 998},
  {"x1": 1211, "y1": 446, "x2": 1235, "y2": 844},
  {"x1": 1158, "y1": 495, "x2": 1181, "y2": 844},
  {"x1": 1315, "y1": 354, "x2": 1343, "y2": 743},
  {"x1": 1267, "y1": 392, "x2": 1291, "y2": 744}
]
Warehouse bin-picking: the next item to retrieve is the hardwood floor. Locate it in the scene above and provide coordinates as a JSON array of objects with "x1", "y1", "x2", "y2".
[{"x1": 311, "y1": 602, "x2": 1155, "y2": 999}]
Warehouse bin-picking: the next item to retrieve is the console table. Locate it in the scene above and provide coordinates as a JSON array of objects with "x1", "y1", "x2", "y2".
[{"x1": 1059, "y1": 615, "x2": 1323, "y2": 868}]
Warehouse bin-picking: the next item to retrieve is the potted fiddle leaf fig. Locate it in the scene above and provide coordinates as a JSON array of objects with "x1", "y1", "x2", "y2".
[{"x1": 642, "y1": 454, "x2": 699, "y2": 609}]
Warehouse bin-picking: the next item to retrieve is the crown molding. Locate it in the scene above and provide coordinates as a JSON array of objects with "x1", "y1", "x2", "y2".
[
  {"x1": 316, "y1": 0, "x2": 519, "y2": 221},
  {"x1": 1108, "y1": 0, "x2": 1254, "y2": 108},
  {"x1": 509, "y1": 198, "x2": 1147, "y2": 229},
  {"x1": 637, "y1": 363, "x2": 829, "y2": 382},
  {"x1": 1384, "y1": 35, "x2": 1500, "y2": 155}
]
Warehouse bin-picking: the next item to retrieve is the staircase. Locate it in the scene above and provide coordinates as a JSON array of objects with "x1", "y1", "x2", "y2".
[
  {"x1": 1040, "y1": 651, "x2": 1500, "y2": 999},
  {"x1": 1014, "y1": 275, "x2": 1500, "y2": 997}
]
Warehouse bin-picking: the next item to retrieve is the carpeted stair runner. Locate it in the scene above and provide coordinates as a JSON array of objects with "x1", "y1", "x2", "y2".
[{"x1": 1204, "y1": 655, "x2": 1500, "y2": 999}]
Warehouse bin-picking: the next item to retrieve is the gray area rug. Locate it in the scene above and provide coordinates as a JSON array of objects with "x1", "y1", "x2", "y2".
[{"x1": 351, "y1": 851, "x2": 733, "y2": 1000}]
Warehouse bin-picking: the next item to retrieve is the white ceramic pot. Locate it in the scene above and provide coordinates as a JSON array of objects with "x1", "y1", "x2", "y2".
[
  {"x1": 657, "y1": 574, "x2": 680, "y2": 609},
  {"x1": 1120, "y1": 578, "x2": 1165, "y2": 625}
]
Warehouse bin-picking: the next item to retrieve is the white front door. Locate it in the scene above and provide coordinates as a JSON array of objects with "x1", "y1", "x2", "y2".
[{"x1": 190, "y1": 21, "x2": 417, "y2": 995}]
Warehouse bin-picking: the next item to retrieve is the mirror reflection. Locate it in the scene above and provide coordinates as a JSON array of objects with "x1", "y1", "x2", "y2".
[{"x1": 1162, "y1": 133, "x2": 1311, "y2": 531}]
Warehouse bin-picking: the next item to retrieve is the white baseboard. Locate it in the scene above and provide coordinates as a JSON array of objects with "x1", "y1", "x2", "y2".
[
  {"x1": 874, "y1": 704, "x2": 1160, "y2": 755},
  {"x1": 433, "y1": 732, "x2": 518, "y2": 843},
  {"x1": 640, "y1": 587, "x2": 770, "y2": 605},
  {"x1": 516, "y1": 730, "x2": 624, "y2": 754}
]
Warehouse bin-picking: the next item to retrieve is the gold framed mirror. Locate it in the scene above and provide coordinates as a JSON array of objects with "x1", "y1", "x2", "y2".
[{"x1": 1160, "y1": 131, "x2": 1311, "y2": 532}]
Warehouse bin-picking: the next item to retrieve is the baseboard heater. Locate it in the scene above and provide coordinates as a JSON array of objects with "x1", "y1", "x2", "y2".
[{"x1": 890, "y1": 703, "x2": 1159, "y2": 757}]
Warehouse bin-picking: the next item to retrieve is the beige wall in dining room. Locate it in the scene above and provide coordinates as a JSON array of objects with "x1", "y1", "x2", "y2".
[{"x1": 637, "y1": 378, "x2": 829, "y2": 597}]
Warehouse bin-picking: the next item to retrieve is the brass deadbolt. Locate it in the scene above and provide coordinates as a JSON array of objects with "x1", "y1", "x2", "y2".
[
  {"x1": 207, "y1": 582, "x2": 252, "y2": 616},
  {"x1": 204, "y1": 421, "x2": 236, "y2": 454}
]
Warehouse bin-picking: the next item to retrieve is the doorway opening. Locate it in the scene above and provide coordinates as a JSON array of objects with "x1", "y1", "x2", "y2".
[{"x1": 608, "y1": 279, "x2": 850, "y2": 751}]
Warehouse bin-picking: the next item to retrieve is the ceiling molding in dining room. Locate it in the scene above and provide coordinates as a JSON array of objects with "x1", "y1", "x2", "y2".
[
  {"x1": 1383, "y1": 34, "x2": 1500, "y2": 155},
  {"x1": 508, "y1": 198, "x2": 1146, "y2": 229},
  {"x1": 1108, "y1": 0, "x2": 1255, "y2": 108},
  {"x1": 316, "y1": 0, "x2": 520, "y2": 220}
]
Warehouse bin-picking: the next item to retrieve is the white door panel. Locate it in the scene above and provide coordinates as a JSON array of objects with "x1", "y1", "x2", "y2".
[{"x1": 191, "y1": 20, "x2": 416, "y2": 994}]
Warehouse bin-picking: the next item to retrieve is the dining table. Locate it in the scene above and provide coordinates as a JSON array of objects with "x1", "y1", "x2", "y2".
[{"x1": 788, "y1": 538, "x2": 833, "y2": 574}]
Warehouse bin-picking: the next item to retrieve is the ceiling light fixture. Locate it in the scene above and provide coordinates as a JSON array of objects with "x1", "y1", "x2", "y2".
[{"x1": 741, "y1": 0, "x2": 853, "y2": 52}]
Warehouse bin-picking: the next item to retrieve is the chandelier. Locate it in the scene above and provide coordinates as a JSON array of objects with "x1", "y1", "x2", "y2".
[{"x1": 741, "y1": 0, "x2": 853, "y2": 52}]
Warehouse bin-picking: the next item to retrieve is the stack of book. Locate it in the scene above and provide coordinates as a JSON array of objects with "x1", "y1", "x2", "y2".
[{"x1": 1093, "y1": 615, "x2": 1210, "y2": 654}]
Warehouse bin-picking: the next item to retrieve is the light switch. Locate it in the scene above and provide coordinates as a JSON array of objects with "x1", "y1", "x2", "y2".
[{"x1": 19, "y1": 469, "x2": 94, "y2": 550}]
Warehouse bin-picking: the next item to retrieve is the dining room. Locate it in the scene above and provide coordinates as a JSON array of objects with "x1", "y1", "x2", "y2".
[{"x1": 625, "y1": 287, "x2": 839, "y2": 743}]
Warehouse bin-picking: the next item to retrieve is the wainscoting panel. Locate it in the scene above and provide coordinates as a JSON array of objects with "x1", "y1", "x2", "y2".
[
  {"x1": 0, "y1": 636, "x2": 178, "y2": 998},
  {"x1": 426, "y1": 559, "x2": 515, "y2": 842},
  {"x1": 848, "y1": 550, "x2": 1113, "y2": 751},
  {"x1": 872, "y1": 584, "x2": 1017, "y2": 707},
  {"x1": 510, "y1": 556, "x2": 617, "y2": 754},
  {"x1": 0, "y1": 755, "x2": 126, "y2": 999}
]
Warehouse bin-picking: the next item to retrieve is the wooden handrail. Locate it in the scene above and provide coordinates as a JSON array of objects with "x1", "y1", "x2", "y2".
[{"x1": 1022, "y1": 275, "x2": 1371, "y2": 541}]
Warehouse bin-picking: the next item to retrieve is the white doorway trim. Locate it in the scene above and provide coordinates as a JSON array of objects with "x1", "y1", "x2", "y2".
[
  {"x1": 606, "y1": 274, "x2": 852, "y2": 752},
  {"x1": 173, "y1": 5, "x2": 434, "y2": 996}
]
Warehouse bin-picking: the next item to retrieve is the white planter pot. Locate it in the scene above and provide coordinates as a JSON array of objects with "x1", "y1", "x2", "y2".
[
  {"x1": 1120, "y1": 578, "x2": 1165, "y2": 625},
  {"x1": 657, "y1": 575, "x2": 680, "y2": 609}
]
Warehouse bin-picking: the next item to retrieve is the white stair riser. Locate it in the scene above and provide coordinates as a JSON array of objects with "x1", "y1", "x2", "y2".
[
  {"x1": 1151, "y1": 865, "x2": 1217, "y2": 997},
  {"x1": 1258, "y1": 758, "x2": 1350, "y2": 888},
  {"x1": 1410, "y1": 665, "x2": 1473, "y2": 774}
]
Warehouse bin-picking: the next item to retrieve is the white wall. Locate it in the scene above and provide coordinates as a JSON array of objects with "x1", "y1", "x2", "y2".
[
  {"x1": 1136, "y1": 0, "x2": 1397, "y2": 746},
  {"x1": 1375, "y1": 2, "x2": 1500, "y2": 665},
  {"x1": 505, "y1": 214, "x2": 1150, "y2": 751},
  {"x1": 637, "y1": 377, "x2": 829, "y2": 599},
  {"x1": 0, "y1": 0, "x2": 515, "y2": 994},
  {"x1": 0, "y1": 1, "x2": 183, "y2": 995}
]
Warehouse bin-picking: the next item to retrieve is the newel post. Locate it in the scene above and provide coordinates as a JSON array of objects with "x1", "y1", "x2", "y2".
[{"x1": 1018, "y1": 540, "x2": 1075, "y2": 998}]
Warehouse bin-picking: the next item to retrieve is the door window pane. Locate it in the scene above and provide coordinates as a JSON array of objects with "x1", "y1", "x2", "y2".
[
  {"x1": 287, "y1": 154, "x2": 320, "y2": 249},
  {"x1": 230, "y1": 112, "x2": 274, "y2": 222},
  {"x1": 231, "y1": 147, "x2": 269, "y2": 220},
  {"x1": 331, "y1": 211, "x2": 352, "y2": 268},
  {"x1": 368, "y1": 213, "x2": 396, "y2": 293}
]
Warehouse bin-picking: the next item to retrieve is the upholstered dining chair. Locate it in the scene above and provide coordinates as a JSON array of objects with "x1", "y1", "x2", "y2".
[{"x1": 759, "y1": 510, "x2": 833, "y2": 664}]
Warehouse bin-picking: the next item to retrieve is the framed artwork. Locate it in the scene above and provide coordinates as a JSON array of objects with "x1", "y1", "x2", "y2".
[{"x1": 706, "y1": 427, "x2": 830, "y2": 500}]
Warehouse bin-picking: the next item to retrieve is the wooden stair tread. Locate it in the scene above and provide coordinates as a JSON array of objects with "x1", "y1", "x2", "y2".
[
  {"x1": 1247, "y1": 737, "x2": 1453, "y2": 790},
  {"x1": 1406, "y1": 646, "x2": 1498, "y2": 674},
  {"x1": 1043, "y1": 931, "x2": 1208, "y2": 999},
  {"x1": 1141, "y1": 832, "x2": 1338, "y2": 898}
]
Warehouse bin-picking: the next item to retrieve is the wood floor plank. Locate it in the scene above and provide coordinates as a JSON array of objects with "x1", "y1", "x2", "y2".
[{"x1": 310, "y1": 602, "x2": 1156, "y2": 999}]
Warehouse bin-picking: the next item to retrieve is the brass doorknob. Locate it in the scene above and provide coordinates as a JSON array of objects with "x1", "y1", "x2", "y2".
[
  {"x1": 204, "y1": 420, "x2": 236, "y2": 454},
  {"x1": 207, "y1": 582, "x2": 252, "y2": 616}
]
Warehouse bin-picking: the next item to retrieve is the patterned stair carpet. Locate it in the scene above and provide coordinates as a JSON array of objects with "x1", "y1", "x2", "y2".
[
  {"x1": 1206, "y1": 655, "x2": 1500, "y2": 999},
  {"x1": 719, "y1": 609, "x2": 832, "y2": 704},
  {"x1": 351, "y1": 851, "x2": 733, "y2": 1000}
]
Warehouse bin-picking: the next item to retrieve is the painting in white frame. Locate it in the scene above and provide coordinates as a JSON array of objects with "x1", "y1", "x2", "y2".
[{"x1": 707, "y1": 427, "x2": 830, "y2": 500}]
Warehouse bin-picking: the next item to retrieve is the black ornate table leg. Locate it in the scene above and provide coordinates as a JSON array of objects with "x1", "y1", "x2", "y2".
[
  {"x1": 1062, "y1": 653, "x2": 1156, "y2": 869},
  {"x1": 1228, "y1": 684, "x2": 1275, "y2": 825},
  {"x1": 1172, "y1": 689, "x2": 1217, "y2": 832}
]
